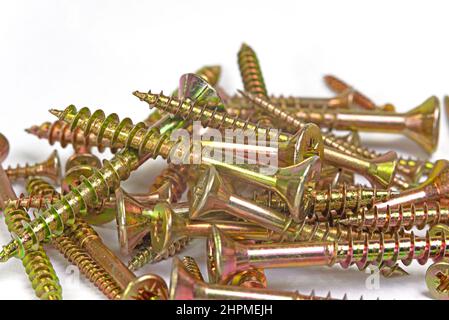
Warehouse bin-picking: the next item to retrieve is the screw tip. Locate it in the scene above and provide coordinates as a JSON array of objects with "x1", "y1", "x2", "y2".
[
  {"x1": 49, "y1": 109, "x2": 63, "y2": 118},
  {"x1": 132, "y1": 91, "x2": 146, "y2": 101}
]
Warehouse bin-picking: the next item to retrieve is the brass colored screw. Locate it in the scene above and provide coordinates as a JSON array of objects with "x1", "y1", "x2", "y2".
[
  {"x1": 230, "y1": 268, "x2": 268, "y2": 289},
  {"x1": 70, "y1": 219, "x2": 168, "y2": 300},
  {"x1": 240, "y1": 90, "x2": 440, "y2": 155},
  {"x1": 238, "y1": 43, "x2": 268, "y2": 98},
  {"x1": 0, "y1": 133, "x2": 62, "y2": 300},
  {"x1": 182, "y1": 256, "x2": 204, "y2": 282},
  {"x1": 0, "y1": 148, "x2": 142, "y2": 263},
  {"x1": 191, "y1": 165, "x2": 396, "y2": 226},
  {"x1": 25, "y1": 120, "x2": 104, "y2": 153},
  {"x1": 341, "y1": 202, "x2": 449, "y2": 231},
  {"x1": 374, "y1": 160, "x2": 449, "y2": 211},
  {"x1": 149, "y1": 202, "x2": 279, "y2": 252},
  {"x1": 6, "y1": 150, "x2": 62, "y2": 183},
  {"x1": 24, "y1": 177, "x2": 123, "y2": 300},
  {"x1": 150, "y1": 163, "x2": 188, "y2": 202},
  {"x1": 170, "y1": 257, "x2": 340, "y2": 300},
  {"x1": 128, "y1": 237, "x2": 190, "y2": 272},
  {"x1": 426, "y1": 224, "x2": 449, "y2": 300},
  {"x1": 143, "y1": 65, "x2": 222, "y2": 127},
  {"x1": 26, "y1": 177, "x2": 58, "y2": 196},
  {"x1": 53, "y1": 231, "x2": 122, "y2": 300},
  {"x1": 323, "y1": 75, "x2": 395, "y2": 112},
  {"x1": 207, "y1": 225, "x2": 448, "y2": 284}
]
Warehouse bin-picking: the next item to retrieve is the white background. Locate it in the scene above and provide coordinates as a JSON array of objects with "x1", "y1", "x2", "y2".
[{"x1": 0, "y1": 0, "x2": 448, "y2": 300}]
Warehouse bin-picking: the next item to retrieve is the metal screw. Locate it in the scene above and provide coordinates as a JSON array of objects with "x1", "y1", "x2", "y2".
[
  {"x1": 341, "y1": 202, "x2": 449, "y2": 231},
  {"x1": 0, "y1": 134, "x2": 62, "y2": 300},
  {"x1": 70, "y1": 219, "x2": 168, "y2": 300},
  {"x1": 323, "y1": 74, "x2": 395, "y2": 112},
  {"x1": 127, "y1": 237, "x2": 190, "y2": 272},
  {"x1": 170, "y1": 257, "x2": 340, "y2": 300},
  {"x1": 6, "y1": 150, "x2": 62, "y2": 184},
  {"x1": 207, "y1": 225, "x2": 448, "y2": 284},
  {"x1": 181, "y1": 256, "x2": 204, "y2": 282},
  {"x1": 133, "y1": 80, "x2": 399, "y2": 187},
  {"x1": 0, "y1": 148, "x2": 143, "y2": 263}
]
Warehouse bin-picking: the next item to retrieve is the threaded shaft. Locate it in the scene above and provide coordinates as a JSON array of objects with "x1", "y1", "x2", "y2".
[
  {"x1": 309, "y1": 184, "x2": 396, "y2": 216},
  {"x1": 52, "y1": 231, "x2": 121, "y2": 300},
  {"x1": 182, "y1": 256, "x2": 204, "y2": 281},
  {"x1": 133, "y1": 91, "x2": 287, "y2": 142},
  {"x1": 150, "y1": 164, "x2": 188, "y2": 202},
  {"x1": 336, "y1": 230, "x2": 447, "y2": 270},
  {"x1": 0, "y1": 149, "x2": 140, "y2": 262},
  {"x1": 5, "y1": 194, "x2": 61, "y2": 211},
  {"x1": 231, "y1": 268, "x2": 267, "y2": 289},
  {"x1": 323, "y1": 75, "x2": 377, "y2": 110},
  {"x1": 128, "y1": 238, "x2": 190, "y2": 271},
  {"x1": 26, "y1": 120, "x2": 104, "y2": 153},
  {"x1": 51, "y1": 106, "x2": 178, "y2": 159},
  {"x1": 195, "y1": 65, "x2": 222, "y2": 87},
  {"x1": 344, "y1": 202, "x2": 449, "y2": 231},
  {"x1": 326, "y1": 133, "x2": 433, "y2": 179},
  {"x1": 26, "y1": 178, "x2": 57, "y2": 196},
  {"x1": 238, "y1": 43, "x2": 268, "y2": 98},
  {"x1": 4, "y1": 205, "x2": 62, "y2": 300}
]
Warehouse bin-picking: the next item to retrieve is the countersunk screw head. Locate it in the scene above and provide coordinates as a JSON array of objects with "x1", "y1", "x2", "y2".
[{"x1": 426, "y1": 261, "x2": 449, "y2": 300}]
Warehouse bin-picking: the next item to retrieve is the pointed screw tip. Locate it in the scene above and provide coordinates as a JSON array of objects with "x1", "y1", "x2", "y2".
[
  {"x1": 132, "y1": 91, "x2": 146, "y2": 100},
  {"x1": 49, "y1": 109, "x2": 63, "y2": 118}
]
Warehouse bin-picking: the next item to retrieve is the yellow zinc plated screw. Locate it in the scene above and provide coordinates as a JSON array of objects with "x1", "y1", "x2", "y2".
[
  {"x1": 181, "y1": 256, "x2": 204, "y2": 282},
  {"x1": 6, "y1": 150, "x2": 62, "y2": 184},
  {"x1": 323, "y1": 75, "x2": 396, "y2": 112},
  {"x1": 207, "y1": 226, "x2": 449, "y2": 284},
  {"x1": 240, "y1": 90, "x2": 440, "y2": 155},
  {"x1": 128, "y1": 237, "x2": 190, "y2": 272},
  {"x1": 70, "y1": 219, "x2": 168, "y2": 300},
  {"x1": 0, "y1": 134, "x2": 62, "y2": 300},
  {"x1": 0, "y1": 148, "x2": 143, "y2": 263},
  {"x1": 133, "y1": 80, "x2": 399, "y2": 188},
  {"x1": 25, "y1": 177, "x2": 123, "y2": 300},
  {"x1": 341, "y1": 202, "x2": 449, "y2": 232},
  {"x1": 170, "y1": 257, "x2": 343, "y2": 300}
]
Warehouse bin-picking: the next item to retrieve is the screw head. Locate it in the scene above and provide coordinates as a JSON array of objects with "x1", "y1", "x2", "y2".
[
  {"x1": 122, "y1": 274, "x2": 168, "y2": 300},
  {"x1": 426, "y1": 261, "x2": 449, "y2": 300}
]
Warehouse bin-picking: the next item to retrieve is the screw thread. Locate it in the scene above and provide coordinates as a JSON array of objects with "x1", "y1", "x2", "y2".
[
  {"x1": 310, "y1": 184, "x2": 396, "y2": 216},
  {"x1": 128, "y1": 237, "x2": 190, "y2": 271},
  {"x1": 26, "y1": 178, "x2": 57, "y2": 196},
  {"x1": 150, "y1": 164, "x2": 188, "y2": 202},
  {"x1": 323, "y1": 75, "x2": 377, "y2": 110},
  {"x1": 237, "y1": 43, "x2": 268, "y2": 98},
  {"x1": 182, "y1": 256, "x2": 204, "y2": 281},
  {"x1": 133, "y1": 91, "x2": 286, "y2": 142},
  {"x1": 0, "y1": 149, "x2": 139, "y2": 262},
  {"x1": 3, "y1": 205, "x2": 62, "y2": 300},
  {"x1": 52, "y1": 106, "x2": 177, "y2": 159},
  {"x1": 336, "y1": 229, "x2": 447, "y2": 270},
  {"x1": 325, "y1": 133, "x2": 433, "y2": 179},
  {"x1": 344, "y1": 202, "x2": 449, "y2": 231},
  {"x1": 6, "y1": 162, "x2": 42, "y2": 182},
  {"x1": 52, "y1": 232, "x2": 121, "y2": 300},
  {"x1": 6, "y1": 193, "x2": 61, "y2": 211},
  {"x1": 195, "y1": 66, "x2": 222, "y2": 87},
  {"x1": 231, "y1": 268, "x2": 267, "y2": 289},
  {"x1": 26, "y1": 120, "x2": 104, "y2": 153}
]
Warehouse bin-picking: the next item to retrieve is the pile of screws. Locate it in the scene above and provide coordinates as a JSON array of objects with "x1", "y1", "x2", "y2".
[{"x1": 1, "y1": 43, "x2": 448, "y2": 300}]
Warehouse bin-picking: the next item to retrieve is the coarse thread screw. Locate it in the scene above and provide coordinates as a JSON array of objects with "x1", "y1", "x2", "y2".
[
  {"x1": 230, "y1": 268, "x2": 267, "y2": 289},
  {"x1": 27, "y1": 177, "x2": 58, "y2": 196},
  {"x1": 128, "y1": 237, "x2": 190, "y2": 272},
  {"x1": 0, "y1": 149, "x2": 141, "y2": 263},
  {"x1": 323, "y1": 74, "x2": 395, "y2": 112},
  {"x1": 25, "y1": 120, "x2": 104, "y2": 153},
  {"x1": 182, "y1": 256, "x2": 204, "y2": 282},
  {"x1": 52, "y1": 232, "x2": 122, "y2": 300},
  {"x1": 4, "y1": 194, "x2": 60, "y2": 211},
  {"x1": 4, "y1": 205, "x2": 62, "y2": 300},
  {"x1": 171, "y1": 257, "x2": 344, "y2": 300},
  {"x1": 208, "y1": 226, "x2": 449, "y2": 284},
  {"x1": 6, "y1": 150, "x2": 62, "y2": 183},
  {"x1": 238, "y1": 43, "x2": 268, "y2": 98},
  {"x1": 24, "y1": 177, "x2": 122, "y2": 299},
  {"x1": 342, "y1": 202, "x2": 449, "y2": 232},
  {"x1": 150, "y1": 164, "x2": 188, "y2": 202}
]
